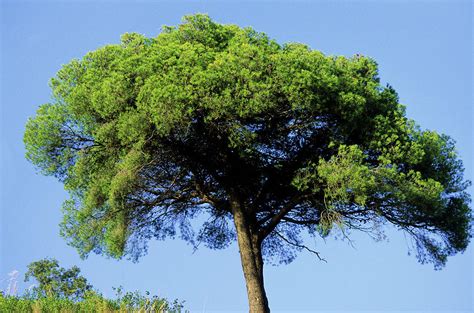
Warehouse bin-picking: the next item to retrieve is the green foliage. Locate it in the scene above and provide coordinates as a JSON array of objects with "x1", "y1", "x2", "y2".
[
  {"x1": 0, "y1": 260, "x2": 185, "y2": 312},
  {"x1": 0, "y1": 291, "x2": 185, "y2": 312},
  {"x1": 25, "y1": 258, "x2": 92, "y2": 300},
  {"x1": 24, "y1": 14, "x2": 471, "y2": 268}
]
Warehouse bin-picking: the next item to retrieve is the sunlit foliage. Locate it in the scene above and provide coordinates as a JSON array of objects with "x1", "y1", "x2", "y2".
[{"x1": 24, "y1": 14, "x2": 471, "y2": 268}]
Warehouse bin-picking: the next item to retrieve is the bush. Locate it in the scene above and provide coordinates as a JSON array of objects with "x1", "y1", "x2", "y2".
[
  {"x1": 0, "y1": 290, "x2": 186, "y2": 312},
  {"x1": 0, "y1": 259, "x2": 187, "y2": 312}
]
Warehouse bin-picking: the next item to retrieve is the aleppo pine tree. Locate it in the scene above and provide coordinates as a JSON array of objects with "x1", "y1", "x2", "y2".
[{"x1": 24, "y1": 14, "x2": 471, "y2": 312}]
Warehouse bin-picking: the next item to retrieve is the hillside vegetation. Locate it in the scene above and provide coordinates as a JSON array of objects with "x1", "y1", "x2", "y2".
[{"x1": 0, "y1": 259, "x2": 186, "y2": 312}]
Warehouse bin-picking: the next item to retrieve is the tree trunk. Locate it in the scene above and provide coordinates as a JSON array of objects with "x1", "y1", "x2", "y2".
[{"x1": 231, "y1": 197, "x2": 270, "y2": 313}]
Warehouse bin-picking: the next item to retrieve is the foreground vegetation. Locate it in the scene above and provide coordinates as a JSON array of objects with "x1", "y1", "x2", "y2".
[
  {"x1": 0, "y1": 259, "x2": 186, "y2": 312},
  {"x1": 0, "y1": 291, "x2": 185, "y2": 312}
]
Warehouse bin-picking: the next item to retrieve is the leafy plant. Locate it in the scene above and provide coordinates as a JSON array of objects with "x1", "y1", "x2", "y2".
[
  {"x1": 0, "y1": 260, "x2": 186, "y2": 312},
  {"x1": 25, "y1": 258, "x2": 92, "y2": 300}
]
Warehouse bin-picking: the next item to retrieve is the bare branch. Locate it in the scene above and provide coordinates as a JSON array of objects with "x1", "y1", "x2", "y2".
[
  {"x1": 281, "y1": 216, "x2": 320, "y2": 225},
  {"x1": 274, "y1": 231, "x2": 326, "y2": 262}
]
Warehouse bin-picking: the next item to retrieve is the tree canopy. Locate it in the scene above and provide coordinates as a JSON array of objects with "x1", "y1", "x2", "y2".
[
  {"x1": 25, "y1": 258, "x2": 91, "y2": 300},
  {"x1": 24, "y1": 13, "x2": 471, "y2": 312}
]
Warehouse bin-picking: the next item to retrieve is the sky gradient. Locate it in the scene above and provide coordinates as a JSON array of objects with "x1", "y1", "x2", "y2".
[{"x1": 1, "y1": 1, "x2": 472, "y2": 312}]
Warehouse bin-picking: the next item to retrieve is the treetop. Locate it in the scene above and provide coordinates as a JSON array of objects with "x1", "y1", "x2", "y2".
[{"x1": 24, "y1": 14, "x2": 471, "y2": 268}]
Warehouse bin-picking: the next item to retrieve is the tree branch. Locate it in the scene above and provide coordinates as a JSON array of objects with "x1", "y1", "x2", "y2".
[
  {"x1": 258, "y1": 203, "x2": 294, "y2": 241},
  {"x1": 281, "y1": 216, "x2": 320, "y2": 225},
  {"x1": 274, "y1": 231, "x2": 326, "y2": 262}
]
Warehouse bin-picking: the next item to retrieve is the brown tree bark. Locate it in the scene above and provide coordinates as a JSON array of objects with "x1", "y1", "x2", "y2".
[{"x1": 231, "y1": 196, "x2": 270, "y2": 313}]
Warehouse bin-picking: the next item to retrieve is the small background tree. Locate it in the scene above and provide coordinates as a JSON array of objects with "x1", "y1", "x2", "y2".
[
  {"x1": 24, "y1": 14, "x2": 472, "y2": 312},
  {"x1": 24, "y1": 258, "x2": 92, "y2": 300}
]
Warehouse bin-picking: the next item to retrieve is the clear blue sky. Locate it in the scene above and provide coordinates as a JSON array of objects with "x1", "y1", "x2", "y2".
[{"x1": 1, "y1": 1, "x2": 472, "y2": 312}]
